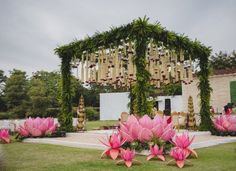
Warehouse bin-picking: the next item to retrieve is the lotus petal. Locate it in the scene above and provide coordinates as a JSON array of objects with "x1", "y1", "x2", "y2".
[
  {"x1": 129, "y1": 122, "x2": 141, "y2": 140},
  {"x1": 101, "y1": 149, "x2": 110, "y2": 158},
  {"x1": 110, "y1": 149, "x2": 119, "y2": 160},
  {"x1": 120, "y1": 130, "x2": 134, "y2": 142},
  {"x1": 30, "y1": 128, "x2": 42, "y2": 137},
  {"x1": 157, "y1": 155, "x2": 165, "y2": 161},
  {"x1": 147, "y1": 154, "x2": 155, "y2": 161},
  {"x1": 152, "y1": 124, "x2": 164, "y2": 138},
  {"x1": 229, "y1": 124, "x2": 236, "y2": 132},
  {"x1": 17, "y1": 126, "x2": 29, "y2": 137},
  {"x1": 139, "y1": 115, "x2": 153, "y2": 129},
  {"x1": 125, "y1": 161, "x2": 132, "y2": 168},
  {"x1": 33, "y1": 117, "x2": 42, "y2": 129},
  {"x1": 0, "y1": 129, "x2": 10, "y2": 143},
  {"x1": 24, "y1": 117, "x2": 34, "y2": 130},
  {"x1": 176, "y1": 160, "x2": 185, "y2": 168},
  {"x1": 138, "y1": 128, "x2": 153, "y2": 142},
  {"x1": 126, "y1": 115, "x2": 139, "y2": 126}
]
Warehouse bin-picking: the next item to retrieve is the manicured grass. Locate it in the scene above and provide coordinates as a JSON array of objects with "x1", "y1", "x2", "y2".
[
  {"x1": 1, "y1": 142, "x2": 236, "y2": 171},
  {"x1": 86, "y1": 120, "x2": 119, "y2": 130}
]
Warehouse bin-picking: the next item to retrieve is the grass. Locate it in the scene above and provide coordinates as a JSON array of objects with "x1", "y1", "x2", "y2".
[
  {"x1": 1, "y1": 142, "x2": 236, "y2": 171},
  {"x1": 86, "y1": 120, "x2": 118, "y2": 130}
]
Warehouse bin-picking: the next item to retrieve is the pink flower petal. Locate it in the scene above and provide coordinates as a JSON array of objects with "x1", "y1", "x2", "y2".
[
  {"x1": 147, "y1": 154, "x2": 155, "y2": 161},
  {"x1": 176, "y1": 160, "x2": 185, "y2": 168},
  {"x1": 110, "y1": 149, "x2": 119, "y2": 160},
  {"x1": 125, "y1": 161, "x2": 132, "y2": 168}
]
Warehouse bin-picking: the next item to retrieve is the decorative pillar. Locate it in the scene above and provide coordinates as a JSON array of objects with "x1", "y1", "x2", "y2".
[
  {"x1": 59, "y1": 55, "x2": 73, "y2": 131},
  {"x1": 187, "y1": 96, "x2": 196, "y2": 130},
  {"x1": 199, "y1": 53, "x2": 213, "y2": 131},
  {"x1": 77, "y1": 95, "x2": 86, "y2": 131}
]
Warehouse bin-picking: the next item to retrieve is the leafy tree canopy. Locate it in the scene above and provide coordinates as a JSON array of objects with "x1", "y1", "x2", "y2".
[
  {"x1": 32, "y1": 71, "x2": 61, "y2": 108},
  {"x1": 4, "y1": 69, "x2": 29, "y2": 118},
  {"x1": 27, "y1": 78, "x2": 49, "y2": 117},
  {"x1": 0, "y1": 70, "x2": 7, "y2": 95},
  {"x1": 210, "y1": 51, "x2": 236, "y2": 70}
]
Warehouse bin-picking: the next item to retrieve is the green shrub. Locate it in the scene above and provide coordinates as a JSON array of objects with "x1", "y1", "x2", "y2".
[
  {"x1": 45, "y1": 108, "x2": 60, "y2": 117},
  {"x1": 85, "y1": 107, "x2": 99, "y2": 121},
  {"x1": 59, "y1": 106, "x2": 99, "y2": 120},
  {"x1": 25, "y1": 108, "x2": 60, "y2": 118},
  {"x1": 72, "y1": 107, "x2": 77, "y2": 117},
  {"x1": 0, "y1": 112, "x2": 16, "y2": 119}
]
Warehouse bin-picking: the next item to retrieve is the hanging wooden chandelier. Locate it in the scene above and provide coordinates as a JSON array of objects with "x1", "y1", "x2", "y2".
[{"x1": 72, "y1": 39, "x2": 193, "y2": 89}]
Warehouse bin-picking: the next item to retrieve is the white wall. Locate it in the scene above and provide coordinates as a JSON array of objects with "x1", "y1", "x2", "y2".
[
  {"x1": 182, "y1": 73, "x2": 236, "y2": 113},
  {"x1": 100, "y1": 92, "x2": 130, "y2": 120},
  {"x1": 0, "y1": 118, "x2": 79, "y2": 132},
  {"x1": 156, "y1": 95, "x2": 183, "y2": 112}
]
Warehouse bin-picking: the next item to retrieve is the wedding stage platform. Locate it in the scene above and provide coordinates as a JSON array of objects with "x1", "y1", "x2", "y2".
[{"x1": 23, "y1": 130, "x2": 236, "y2": 151}]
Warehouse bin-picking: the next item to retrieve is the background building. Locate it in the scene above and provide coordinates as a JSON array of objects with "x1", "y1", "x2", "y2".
[{"x1": 182, "y1": 69, "x2": 236, "y2": 114}]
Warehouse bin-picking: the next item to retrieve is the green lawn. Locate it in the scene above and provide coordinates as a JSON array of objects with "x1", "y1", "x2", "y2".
[
  {"x1": 86, "y1": 120, "x2": 119, "y2": 130},
  {"x1": 1, "y1": 142, "x2": 236, "y2": 171}
]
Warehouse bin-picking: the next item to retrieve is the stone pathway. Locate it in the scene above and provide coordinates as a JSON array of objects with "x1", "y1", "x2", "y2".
[{"x1": 23, "y1": 130, "x2": 236, "y2": 151}]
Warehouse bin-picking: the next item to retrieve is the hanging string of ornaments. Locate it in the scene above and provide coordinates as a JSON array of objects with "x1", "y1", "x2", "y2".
[{"x1": 72, "y1": 39, "x2": 193, "y2": 88}]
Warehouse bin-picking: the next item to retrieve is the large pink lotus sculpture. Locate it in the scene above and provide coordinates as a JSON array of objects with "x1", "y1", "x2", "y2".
[
  {"x1": 116, "y1": 149, "x2": 141, "y2": 167},
  {"x1": 100, "y1": 132, "x2": 126, "y2": 160},
  {"x1": 147, "y1": 144, "x2": 165, "y2": 161},
  {"x1": 168, "y1": 147, "x2": 189, "y2": 168},
  {"x1": 0, "y1": 129, "x2": 10, "y2": 143},
  {"x1": 172, "y1": 132, "x2": 197, "y2": 158},
  {"x1": 213, "y1": 115, "x2": 236, "y2": 132},
  {"x1": 119, "y1": 115, "x2": 175, "y2": 143},
  {"x1": 17, "y1": 117, "x2": 58, "y2": 137}
]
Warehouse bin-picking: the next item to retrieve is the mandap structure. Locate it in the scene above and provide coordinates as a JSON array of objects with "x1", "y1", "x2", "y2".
[{"x1": 55, "y1": 17, "x2": 213, "y2": 132}]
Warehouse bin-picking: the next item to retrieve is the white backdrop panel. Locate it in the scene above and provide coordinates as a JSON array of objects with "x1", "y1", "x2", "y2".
[{"x1": 100, "y1": 92, "x2": 130, "y2": 120}]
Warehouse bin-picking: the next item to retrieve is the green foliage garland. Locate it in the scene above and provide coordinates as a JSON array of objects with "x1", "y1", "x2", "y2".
[
  {"x1": 59, "y1": 55, "x2": 73, "y2": 131},
  {"x1": 132, "y1": 17, "x2": 153, "y2": 115},
  {"x1": 198, "y1": 53, "x2": 213, "y2": 131}
]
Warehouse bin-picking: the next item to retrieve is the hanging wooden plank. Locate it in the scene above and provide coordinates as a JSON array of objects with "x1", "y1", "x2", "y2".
[
  {"x1": 85, "y1": 52, "x2": 89, "y2": 83},
  {"x1": 81, "y1": 53, "x2": 84, "y2": 83}
]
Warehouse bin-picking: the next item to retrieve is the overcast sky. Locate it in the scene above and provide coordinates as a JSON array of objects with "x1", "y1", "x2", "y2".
[{"x1": 0, "y1": 0, "x2": 236, "y2": 76}]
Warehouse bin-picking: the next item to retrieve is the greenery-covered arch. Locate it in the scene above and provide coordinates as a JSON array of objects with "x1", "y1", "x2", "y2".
[{"x1": 55, "y1": 17, "x2": 212, "y2": 132}]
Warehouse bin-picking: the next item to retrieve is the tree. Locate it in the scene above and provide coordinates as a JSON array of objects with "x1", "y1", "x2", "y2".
[
  {"x1": 0, "y1": 70, "x2": 7, "y2": 112},
  {"x1": 27, "y1": 78, "x2": 49, "y2": 117},
  {"x1": 0, "y1": 70, "x2": 7, "y2": 95},
  {"x1": 4, "y1": 69, "x2": 29, "y2": 118},
  {"x1": 152, "y1": 83, "x2": 182, "y2": 96},
  {"x1": 210, "y1": 51, "x2": 236, "y2": 70},
  {"x1": 32, "y1": 71, "x2": 61, "y2": 108}
]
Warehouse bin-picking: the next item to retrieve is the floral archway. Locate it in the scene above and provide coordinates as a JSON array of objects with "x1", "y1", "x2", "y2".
[{"x1": 55, "y1": 17, "x2": 212, "y2": 132}]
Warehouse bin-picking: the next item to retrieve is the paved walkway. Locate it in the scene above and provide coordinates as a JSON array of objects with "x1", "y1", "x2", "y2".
[{"x1": 23, "y1": 130, "x2": 236, "y2": 152}]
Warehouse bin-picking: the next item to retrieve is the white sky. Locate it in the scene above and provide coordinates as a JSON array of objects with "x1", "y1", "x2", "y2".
[{"x1": 0, "y1": 0, "x2": 235, "y2": 76}]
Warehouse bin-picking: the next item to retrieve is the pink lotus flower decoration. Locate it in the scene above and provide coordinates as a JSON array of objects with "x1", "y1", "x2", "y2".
[
  {"x1": 147, "y1": 144, "x2": 165, "y2": 161},
  {"x1": 116, "y1": 149, "x2": 141, "y2": 167},
  {"x1": 213, "y1": 115, "x2": 236, "y2": 132},
  {"x1": 120, "y1": 115, "x2": 141, "y2": 142},
  {"x1": 17, "y1": 126, "x2": 29, "y2": 137},
  {"x1": 151, "y1": 115, "x2": 176, "y2": 141},
  {"x1": 17, "y1": 117, "x2": 58, "y2": 137},
  {"x1": 0, "y1": 129, "x2": 10, "y2": 143},
  {"x1": 100, "y1": 132, "x2": 126, "y2": 160},
  {"x1": 172, "y1": 133, "x2": 197, "y2": 158},
  {"x1": 120, "y1": 115, "x2": 175, "y2": 143},
  {"x1": 168, "y1": 147, "x2": 188, "y2": 168},
  {"x1": 227, "y1": 116, "x2": 236, "y2": 131}
]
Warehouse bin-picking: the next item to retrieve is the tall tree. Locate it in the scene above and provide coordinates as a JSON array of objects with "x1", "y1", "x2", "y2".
[
  {"x1": 4, "y1": 69, "x2": 29, "y2": 118},
  {"x1": 0, "y1": 70, "x2": 7, "y2": 111},
  {"x1": 210, "y1": 51, "x2": 236, "y2": 70},
  {"x1": 27, "y1": 78, "x2": 49, "y2": 117},
  {"x1": 32, "y1": 71, "x2": 61, "y2": 108}
]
